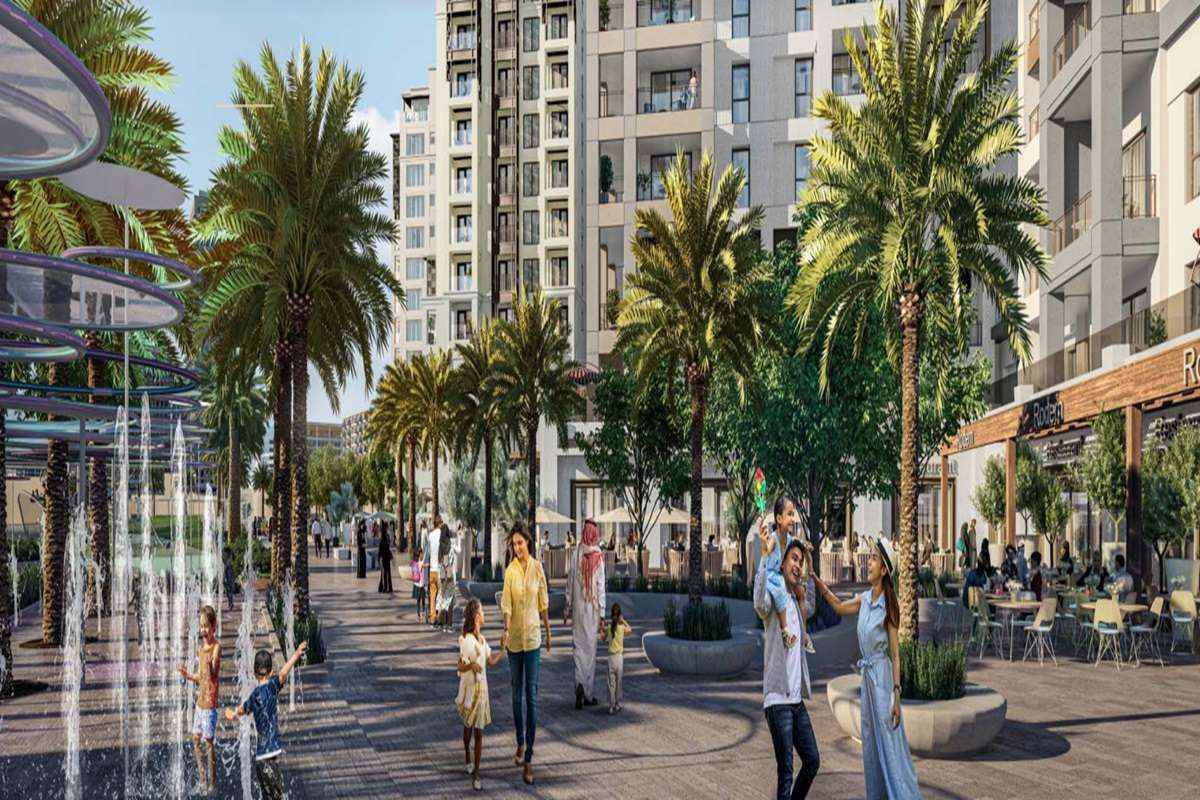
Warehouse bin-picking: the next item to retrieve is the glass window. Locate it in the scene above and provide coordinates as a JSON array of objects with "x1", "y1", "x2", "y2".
[
  {"x1": 522, "y1": 258, "x2": 540, "y2": 288},
  {"x1": 407, "y1": 288, "x2": 422, "y2": 311},
  {"x1": 523, "y1": 211, "x2": 540, "y2": 245},
  {"x1": 455, "y1": 214, "x2": 472, "y2": 243},
  {"x1": 731, "y1": 64, "x2": 750, "y2": 123},
  {"x1": 832, "y1": 54, "x2": 862, "y2": 96},
  {"x1": 523, "y1": 113, "x2": 540, "y2": 148},
  {"x1": 549, "y1": 109, "x2": 568, "y2": 138},
  {"x1": 523, "y1": 66, "x2": 540, "y2": 100},
  {"x1": 796, "y1": 0, "x2": 812, "y2": 31},
  {"x1": 550, "y1": 207, "x2": 568, "y2": 238},
  {"x1": 454, "y1": 166, "x2": 472, "y2": 194},
  {"x1": 454, "y1": 118, "x2": 472, "y2": 146},
  {"x1": 732, "y1": 148, "x2": 750, "y2": 208},
  {"x1": 405, "y1": 195, "x2": 424, "y2": 217},
  {"x1": 550, "y1": 62, "x2": 569, "y2": 89},
  {"x1": 549, "y1": 256, "x2": 570, "y2": 287},
  {"x1": 795, "y1": 58, "x2": 812, "y2": 117},
  {"x1": 550, "y1": 158, "x2": 569, "y2": 188},
  {"x1": 648, "y1": 152, "x2": 691, "y2": 200},
  {"x1": 497, "y1": 163, "x2": 513, "y2": 194},
  {"x1": 452, "y1": 23, "x2": 476, "y2": 49},
  {"x1": 405, "y1": 164, "x2": 424, "y2": 186},
  {"x1": 405, "y1": 257, "x2": 425, "y2": 280},
  {"x1": 646, "y1": 69, "x2": 692, "y2": 113},
  {"x1": 498, "y1": 19, "x2": 515, "y2": 49},
  {"x1": 550, "y1": 13, "x2": 568, "y2": 39},
  {"x1": 523, "y1": 163, "x2": 540, "y2": 196},
  {"x1": 454, "y1": 71, "x2": 473, "y2": 97},
  {"x1": 405, "y1": 134, "x2": 424, "y2": 156},
  {"x1": 732, "y1": 0, "x2": 750, "y2": 37},
  {"x1": 406, "y1": 226, "x2": 424, "y2": 248},
  {"x1": 523, "y1": 17, "x2": 540, "y2": 51},
  {"x1": 406, "y1": 318, "x2": 423, "y2": 342},
  {"x1": 795, "y1": 144, "x2": 811, "y2": 199},
  {"x1": 429, "y1": 192, "x2": 435, "y2": 209}
]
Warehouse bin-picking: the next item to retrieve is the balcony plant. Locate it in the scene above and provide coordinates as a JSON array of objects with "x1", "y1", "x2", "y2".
[
  {"x1": 599, "y1": 154, "x2": 614, "y2": 202},
  {"x1": 599, "y1": 0, "x2": 611, "y2": 30},
  {"x1": 635, "y1": 171, "x2": 651, "y2": 200}
]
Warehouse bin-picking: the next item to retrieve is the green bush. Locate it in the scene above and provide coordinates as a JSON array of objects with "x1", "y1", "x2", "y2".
[
  {"x1": 899, "y1": 640, "x2": 966, "y2": 701},
  {"x1": 472, "y1": 560, "x2": 494, "y2": 582},
  {"x1": 17, "y1": 563, "x2": 40, "y2": 608},
  {"x1": 268, "y1": 588, "x2": 326, "y2": 665},
  {"x1": 918, "y1": 567, "x2": 937, "y2": 598},
  {"x1": 231, "y1": 533, "x2": 270, "y2": 579},
  {"x1": 663, "y1": 599, "x2": 732, "y2": 641},
  {"x1": 605, "y1": 573, "x2": 750, "y2": 600},
  {"x1": 12, "y1": 537, "x2": 39, "y2": 563}
]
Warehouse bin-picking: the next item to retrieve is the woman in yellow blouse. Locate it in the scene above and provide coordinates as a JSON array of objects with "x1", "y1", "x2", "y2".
[{"x1": 500, "y1": 520, "x2": 552, "y2": 785}]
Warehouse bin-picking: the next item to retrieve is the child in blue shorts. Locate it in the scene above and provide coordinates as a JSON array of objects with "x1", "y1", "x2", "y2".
[{"x1": 758, "y1": 513, "x2": 815, "y2": 653}]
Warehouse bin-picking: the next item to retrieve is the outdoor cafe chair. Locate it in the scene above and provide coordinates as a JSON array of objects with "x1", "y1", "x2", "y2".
[
  {"x1": 1169, "y1": 591, "x2": 1197, "y2": 654},
  {"x1": 1129, "y1": 595, "x2": 1166, "y2": 667},
  {"x1": 1093, "y1": 599, "x2": 1125, "y2": 670},
  {"x1": 932, "y1": 578, "x2": 959, "y2": 635},
  {"x1": 1055, "y1": 591, "x2": 1080, "y2": 647},
  {"x1": 971, "y1": 589, "x2": 1006, "y2": 660},
  {"x1": 1021, "y1": 597, "x2": 1059, "y2": 668}
]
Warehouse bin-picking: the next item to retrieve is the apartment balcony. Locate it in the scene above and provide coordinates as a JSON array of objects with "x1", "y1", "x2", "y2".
[
  {"x1": 451, "y1": 178, "x2": 474, "y2": 201},
  {"x1": 1026, "y1": 5, "x2": 1040, "y2": 75},
  {"x1": 545, "y1": 219, "x2": 569, "y2": 245},
  {"x1": 449, "y1": 132, "x2": 473, "y2": 157},
  {"x1": 495, "y1": 225, "x2": 516, "y2": 256},
  {"x1": 449, "y1": 82, "x2": 475, "y2": 108},
  {"x1": 497, "y1": 82, "x2": 516, "y2": 110},
  {"x1": 545, "y1": 75, "x2": 571, "y2": 102},
  {"x1": 1122, "y1": 175, "x2": 1156, "y2": 219},
  {"x1": 452, "y1": 273, "x2": 474, "y2": 293},
  {"x1": 450, "y1": 229, "x2": 474, "y2": 253},
  {"x1": 1050, "y1": 192, "x2": 1090, "y2": 256},
  {"x1": 1051, "y1": 5, "x2": 1089, "y2": 81},
  {"x1": 600, "y1": 0, "x2": 625, "y2": 31},
  {"x1": 496, "y1": 31, "x2": 517, "y2": 61},
  {"x1": 447, "y1": 33, "x2": 477, "y2": 63},
  {"x1": 637, "y1": 0, "x2": 695, "y2": 27},
  {"x1": 446, "y1": 0, "x2": 476, "y2": 14},
  {"x1": 545, "y1": 115, "x2": 571, "y2": 148},
  {"x1": 546, "y1": 259, "x2": 571, "y2": 288}
]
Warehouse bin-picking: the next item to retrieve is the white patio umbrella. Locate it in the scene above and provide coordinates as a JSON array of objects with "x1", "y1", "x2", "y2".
[
  {"x1": 595, "y1": 506, "x2": 634, "y2": 524},
  {"x1": 657, "y1": 506, "x2": 690, "y2": 525},
  {"x1": 534, "y1": 505, "x2": 573, "y2": 525}
]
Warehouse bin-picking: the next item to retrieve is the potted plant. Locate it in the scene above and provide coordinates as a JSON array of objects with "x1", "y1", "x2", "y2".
[
  {"x1": 599, "y1": 0, "x2": 611, "y2": 31},
  {"x1": 642, "y1": 598, "x2": 759, "y2": 677},
  {"x1": 636, "y1": 171, "x2": 652, "y2": 200},
  {"x1": 599, "y1": 154, "x2": 614, "y2": 202}
]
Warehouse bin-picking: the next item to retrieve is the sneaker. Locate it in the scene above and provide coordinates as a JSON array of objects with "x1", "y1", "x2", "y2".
[
  {"x1": 465, "y1": 762, "x2": 473, "y2": 774},
  {"x1": 804, "y1": 637, "x2": 816, "y2": 655},
  {"x1": 781, "y1": 629, "x2": 798, "y2": 649},
  {"x1": 473, "y1": 776, "x2": 482, "y2": 791}
]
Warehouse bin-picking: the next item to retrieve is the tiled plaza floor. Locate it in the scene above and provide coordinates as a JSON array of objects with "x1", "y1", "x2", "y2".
[{"x1": 2, "y1": 556, "x2": 1198, "y2": 799}]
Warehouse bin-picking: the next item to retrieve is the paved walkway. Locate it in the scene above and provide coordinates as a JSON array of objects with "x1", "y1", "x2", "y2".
[{"x1": 2, "y1": 556, "x2": 1199, "y2": 798}]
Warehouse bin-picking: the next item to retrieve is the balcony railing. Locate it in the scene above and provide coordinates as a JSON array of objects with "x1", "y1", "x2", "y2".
[
  {"x1": 547, "y1": 118, "x2": 570, "y2": 139},
  {"x1": 1051, "y1": 4, "x2": 1089, "y2": 79},
  {"x1": 454, "y1": 178, "x2": 473, "y2": 194},
  {"x1": 453, "y1": 132, "x2": 472, "y2": 147},
  {"x1": 637, "y1": 83, "x2": 699, "y2": 113},
  {"x1": 1124, "y1": 0, "x2": 1154, "y2": 13},
  {"x1": 1050, "y1": 192, "x2": 1090, "y2": 255},
  {"x1": 637, "y1": 0, "x2": 694, "y2": 27},
  {"x1": 404, "y1": 108, "x2": 429, "y2": 123},
  {"x1": 1122, "y1": 175, "x2": 1156, "y2": 218},
  {"x1": 1027, "y1": 105, "x2": 1040, "y2": 139},
  {"x1": 454, "y1": 274, "x2": 473, "y2": 292},
  {"x1": 599, "y1": 87, "x2": 622, "y2": 118},
  {"x1": 454, "y1": 227, "x2": 473, "y2": 244},
  {"x1": 547, "y1": 219, "x2": 569, "y2": 239},
  {"x1": 600, "y1": 1, "x2": 625, "y2": 31},
  {"x1": 448, "y1": 33, "x2": 477, "y2": 50},
  {"x1": 548, "y1": 170, "x2": 569, "y2": 190},
  {"x1": 548, "y1": 261, "x2": 570, "y2": 287}
]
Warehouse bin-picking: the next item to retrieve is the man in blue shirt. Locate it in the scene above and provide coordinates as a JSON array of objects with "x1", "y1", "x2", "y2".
[{"x1": 226, "y1": 641, "x2": 307, "y2": 800}]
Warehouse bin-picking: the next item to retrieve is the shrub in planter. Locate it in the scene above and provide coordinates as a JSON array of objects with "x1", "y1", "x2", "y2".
[
  {"x1": 473, "y1": 560, "x2": 494, "y2": 582},
  {"x1": 18, "y1": 563, "x2": 41, "y2": 608},
  {"x1": 231, "y1": 533, "x2": 271, "y2": 579},
  {"x1": 663, "y1": 599, "x2": 732, "y2": 641},
  {"x1": 13, "y1": 538, "x2": 39, "y2": 562},
  {"x1": 635, "y1": 574, "x2": 648, "y2": 593},
  {"x1": 899, "y1": 640, "x2": 966, "y2": 701},
  {"x1": 268, "y1": 590, "x2": 327, "y2": 665}
]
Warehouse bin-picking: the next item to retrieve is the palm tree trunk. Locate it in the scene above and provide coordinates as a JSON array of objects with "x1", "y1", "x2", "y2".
[
  {"x1": 0, "y1": 412, "x2": 12, "y2": 695},
  {"x1": 483, "y1": 435, "x2": 494, "y2": 570},
  {"x1": 83, "y1": 333, "x2": 109, "y2": 620},
  {"x1": 394, "y1": 448, "x2": 404, "y2": 551},
  {"x1": 289, "y1": 295, "x2": 312, "y2": 618},
  {"x1": 431, "y1": 444, "x2": 441, "y2": 522},
  {"x1": 408, "y1": 438, "x2": 417, "y2": 545},
  {"x1": 525, "y1": 420, "x2": 537, "y2": 535},
  {"x1": 271, "y1": 336, "x2": 292, "y2": 587},
  {"x1": 897, "y1": 291, "x2": 923, "y2": 643},
  {"x1": 43, "y1": 363, "x2": 69, "y2": 646},
  {"x1": 228, "y1": 411, "x2": 241, "y2": 544},
  {"x1": 686, "y1": 369, "x2": 707, "y2": 604}
]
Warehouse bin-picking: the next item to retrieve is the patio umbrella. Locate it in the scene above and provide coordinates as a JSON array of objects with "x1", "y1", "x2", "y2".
[
  {"x1": 535, "y1": 505, "x2": 573, "y2": 525},
  {"x1": 657, "y1": 506, "x2": 690, "y2": 525},
  {"x1": 595, "y1": 506, "x2": 634, "y2": 524}
]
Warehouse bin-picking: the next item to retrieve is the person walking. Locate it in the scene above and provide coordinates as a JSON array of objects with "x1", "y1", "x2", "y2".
[
  {"x1": 755, "y1": 508, "x2": 820, "y2": 800},
  {"x1": 566, "y1": 518, "x2": 605, "y2": 709},
  {"x1": 456, "y1": 597, "x2": 506, "y2": 791},
  {"x1": 428, "y1": 515, "x2": 445, "y2": 626},
  {"x1": 499, "y1": 520, "x2": 551, "y2": 786},
  {"x1": 311, "y1": 515, "x2": 322, "y2": 559},
  {"x1": 600, "y1": 601, "x2": 631, "y2": 714},
  {"x1": 436, "y1": 525, "x2": 461, "y2": 631},
  {"x1": 812, "y1": 537, "x2": 921, "y2": 799},
  {"x1": 355, "y1": 520, "x2": 367, "y2": 580},
  {"x1": 378, "y1": 524, "x2": 394, "y2": 593}
]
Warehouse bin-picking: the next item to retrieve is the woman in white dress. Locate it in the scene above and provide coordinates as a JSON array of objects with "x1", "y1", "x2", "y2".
[{"x1": 566, "y1": 518, "x2": 605, "y2": 708}]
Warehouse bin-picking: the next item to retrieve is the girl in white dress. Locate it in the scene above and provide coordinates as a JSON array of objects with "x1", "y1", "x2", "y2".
[{"x1": 456, "y1": 597, "x2": 505, "y2": 791}]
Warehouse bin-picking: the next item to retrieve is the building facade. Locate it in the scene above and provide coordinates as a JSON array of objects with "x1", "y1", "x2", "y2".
[
  {"x1": 392, "y1": 75, "x2": 438, "y2": 363},
  {"x1": 341, "y1": 410, "x2": 371, "y2": 457},
  {"x1": 305, "y1": 422, "x2": 343, "y2": 455}
]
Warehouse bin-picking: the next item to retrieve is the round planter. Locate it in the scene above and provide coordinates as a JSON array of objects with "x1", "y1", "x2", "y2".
[
  {"x1": 827, "y1": 674, "x2": 1006, "y2": 758},
  {"x1": 465, "y1": 581, "x2": 504, "y2": 603},
  {"x1": 641, "y1": 628, "x2": 758, "y2": 678}
]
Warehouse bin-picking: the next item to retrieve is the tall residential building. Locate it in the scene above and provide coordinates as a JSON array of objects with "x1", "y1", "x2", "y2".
[
  {"x1": 392, "y1": 75, "x2": 438, "y2": 363},
  {"x1": 342, "y1": 410, "x2": 371, "y2": 458}
]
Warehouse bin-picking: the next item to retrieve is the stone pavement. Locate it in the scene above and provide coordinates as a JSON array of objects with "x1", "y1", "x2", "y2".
[{"x1": 2, "y1": 555, "x2": 1199, "y2": 799}]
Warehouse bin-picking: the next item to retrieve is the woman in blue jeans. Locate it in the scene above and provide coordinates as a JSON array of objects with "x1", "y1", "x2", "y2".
[{"x1": 499, "y1": 520, "x2": 551, "y2": 785}]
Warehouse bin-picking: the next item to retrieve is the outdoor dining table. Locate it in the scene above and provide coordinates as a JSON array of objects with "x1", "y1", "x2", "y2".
[
  {"x1": 989, "y1": 599, "x2": 1042, "y2": 660},
  {"x1": 1078, "y1": 601, "x2": 1148, "y2": 617}
]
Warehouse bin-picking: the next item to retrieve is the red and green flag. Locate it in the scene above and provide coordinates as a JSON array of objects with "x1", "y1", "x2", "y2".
[{"x1": 753, "y1": 468, "x2": 767, "y2": 514}]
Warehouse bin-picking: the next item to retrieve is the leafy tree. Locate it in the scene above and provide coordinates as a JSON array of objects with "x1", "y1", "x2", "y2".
[
  {"x1": 617, "y1": 150, "x2": 766, "y2": 603},
  {"x1": 369, "y1": 359, "x2": 421, "y2": 545},
  {"x1": 1161, "y1": 425, "x2": 1200, "y2": 557},
  {"x1": 1031, "y1": 469, "x2": 1070, "y2": 568},
  {"x1": 788, "y1": 0, "x2": 1047, "y2": 642},
  {"x1": 397, "y1": 351, "x2": 453, "y2": 520},
  {"x1": 576, "y1": 366, "x2": 689, "y2": 577},
  {"x1": 445, "y1": 462, "x2": 483, "y2": 540},
  {"x1": 1015, "y1": 441, "x2": 1043, "y2": 540},
  {"x1": 308, "y1": 447, "x2": 348, "y2": 514},
  {"x1": 493, "y1": 464, "x2": 529, "y2": 557},
  {"x1": 327, "y1": 482, "x2": 359, "y2": 527},
  {"x1": 1073, "y1": 409, "x2": 1126, "y2": 536},
  {"x1": 359, "y1": 443, "x2": 394, "y2": 511},
  {"x1": 1142, "y1": 441, "x2": 1185, "y2": 590},
  {"x1": 972, "y1": 455, "x2": 1007, "y2": 539}
]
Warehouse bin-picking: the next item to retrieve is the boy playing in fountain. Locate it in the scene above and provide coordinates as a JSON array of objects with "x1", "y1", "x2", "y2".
[
  {"x1": 175, "y1": 604, "x2": 221, "y2": 795},
  {"x1": 225, "y1": 641, "x2": 308, "y2": 800}
]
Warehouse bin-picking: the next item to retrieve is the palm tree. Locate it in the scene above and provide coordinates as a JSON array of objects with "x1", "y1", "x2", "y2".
[
  {"x1": 494, "y1": 290, "x2": 582, "y2": 537},
  {"x1": 369, "y1": 358, "x2": 421, "y2": 547},
  {"x1": 616, "y1": 150, "x2": 766, "y2": 603},
  {"x1": 201, "y1": 358, "x2": 269, "y2": 543},
  {"x1": 251, "y1": 462, "x2": 272, "y2": 520},
  {"x1": 397, "y1": 351, "x2": 453, "y2": 522},
  {"x1": 788, "y1": 0, "x2": 1048, "y2": 641},
  {"x1": 197, "y1": 42, "x2": 399, "y2": 616},
  {"x1": 451, "y1": 321, "x2": 513, "y2": 570},
  {"x1": 3, "y1": 0, "x2": 191, "y2": 646}
]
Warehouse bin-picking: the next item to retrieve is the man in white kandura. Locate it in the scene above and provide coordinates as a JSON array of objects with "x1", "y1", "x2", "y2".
[{"x1": 567, "y1": 518, "x2": 605, "y2": 709}]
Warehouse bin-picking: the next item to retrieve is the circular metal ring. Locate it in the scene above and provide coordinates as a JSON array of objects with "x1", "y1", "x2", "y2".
[
  {"x1": 62, "y1": 246, "x2": 200, "y2": 292},
  {"x1": 0, "y1": 313, "x2": 84, "y2": 361},
  {"x1": 0, "y1": 348, "x2": 198, "y2": 396}
]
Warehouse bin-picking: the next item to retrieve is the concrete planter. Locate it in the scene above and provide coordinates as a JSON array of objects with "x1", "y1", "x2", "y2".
[
  {"x1": 827, "y1": 674, "x2": 1006, "y2": 758},
  {"x1": 641, "y1": 628, "x2": 759, "y2": 678},
  {"x1": 465, "y1": 581, "x2": 504, "y2": 603}
]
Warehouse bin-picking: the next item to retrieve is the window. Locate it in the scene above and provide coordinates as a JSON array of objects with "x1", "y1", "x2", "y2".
[
  {"x1": 640, "y1": 0, "x2": 693, "y2": 26},
  {"x1": 405, "y1": 195, "x2": 424, "y2": 217},
  {"x1": 455, "y1": 214, "x2": 472, "y2": 243},
  {"x1": 498, "y1": 260, "x2": 515, "y2": 291},
  {"x1": 405, "y1": 134, "x2": 424, "y2": 156},
  {"x1": 497, "y1": 163, "x2": 513, "y2": 194},
  {"x1": 498, "y1": 19, "x2": 515, "y2": 49},
  {"x1": 498, "y1": 68, "x2": 514, "y2": 98},
  {"x1": 796, "y1": 0, "x2": 811, "y2": 31},
  {"x1": 497, "y1": 115, "x2": 514, "y2": 147},
  {"x1": 549, "y1": 207, "x2": 569, "y2": 238},
  {"x1": 795, "y1": 58, "x2": 812, "y2": 117},
  {"x1": 795, "y1": 144, "x2": 811, "y2": 199},
  {"x1": 406, "y1": 318, "x2": 423, "y2": 342},
  {"x1": 429, "y1": 192, "x2": 435, "y2": 209},
  {"x1": 405, "y1": 257, "x2": 425, "y2": 280},
  {"x1": 523, "y1": 17, "x2": 540, "y2": 51},
  {"x1": 732, "y1": 0, "x2": 750, "y2": 37},
  {"x1": 405, "y1": 164, "x2": 425, "y2": 187},
  {"x1": 498, "y1": 212, "x2": 514, "y2": 242},
  {"x1": 732, "y1": 148, "x2": 749, "y2": 208},
  {"x1": 549, "y1": 109, "x2": 568, "y2": 139},
  {"x1": 429, "y1": 224, "x2": 435, "y2": 241},
  {"x1": 523, "y1": 162, "x2": 540, "y2": 196},
  {"x1": 523, "y1": 66, "x2": 540, "y2": 100},
  {"x1": 454, "y1": 118, "x2": 472, "y2": 146},
  {"x1": 406, "y1": 226, "x2": 424, "y2": 248},
  {"x1": 550, "y1": 158, "x2": 569, "y2": 188},
  {"x1": 731, "y1": 64, "x2": 750, "y2": 123},
  {"x1": 549, "y1": 255, "x2": 569, "y2": 287},
  {"x1": 523, "y1": 114, "x2": 540, "y2": 148},
  {"x1": 523, "y1": 211, "x2": 540, "y2": 244},
  {"x1": 452, "y1": 23, "x2": 476, "y2": 49},
  {"x1": 454, "y1": 166, "x2": 472, "y2": 194},
  {"x1": 550, "y1": 62, "x2": 569, "y2": 89},
  {"x1": 832, "y1": 54, "x2": 862, "y2": 96},
  {"x1": 454, "y1": 72, "x2": 473, "y2": 98},
  {"x1": 407, "y1": 288, "x2": 422, "y2": 311},
  {"x1": 550, "y1": 13, "x2": 568, "y2": 40},
  {"x1": 648, "y1": 152, "x2": 691, "y2": 200},
  {"x1": 455, "y1": 309, "x2": 471, "y2": 340},
  {"x1": 454, "y1": 261, "x2": 472, "y2": 292},
  {"x1": 522, "y1": 258, "x2": 540, "y2": 288},
  {"x1": 646, "y1": 69, "x2": 693, "y2": 113},
  {"x1": 1190, "y1": 85, "x2": 1200, "y2": 200}
]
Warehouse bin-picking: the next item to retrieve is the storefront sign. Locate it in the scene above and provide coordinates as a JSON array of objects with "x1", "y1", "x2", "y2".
[
  {"x1": 1041, "y1": 438, "x2": 1083, "y2": 464},
  {"x1": 1185, "y1": 347, "x2": 1200, "y2": 388},
  {"x1": 1017, "y1": 392, "x2": 1064, "y2": 436},
  {"x1": 1149, "y1": 411, "x2": 1200, "y2": 443},
  {"x1": 920, "y1": 460, "x2": 959, "y2": 479},
  {"x1": 956, "y1": 431, "x2": 975, "y2": 451}
]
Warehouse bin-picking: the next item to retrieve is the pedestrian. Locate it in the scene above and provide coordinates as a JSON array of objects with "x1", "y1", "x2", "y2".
[
  {"x1": 436, "y1": 524, "x2": 460, "y2": 631},
  {"x1": 600, "y1": 601, "x2": 631, "y2": 715},
  {"x1": 175, "y1": 605, "x2": 221, "y2": 796},
  {"x1": 499, "y1": 520, "x2": 551, "y2": 786},
  {"x1": 566, "y1": 518, "x2": 605, "y2": 709},
  {"x1": 755, "y1": 523, "x2": 820, "y2": 800},
  {"x1": 356, "y1": 520, "x2": 367, "y2": 580},
  {"x1": 311, "y1": 514, "x2": 322, "y2": 559},
  {"x1": 456, "y1": 597, "x2": 506, "y2": 792},
  {"x1": 378, "y1": 524, "x2": 394, "y2": 593},
  {"x1": 222, "y1": 548, "x2": 236, "y2": 612},
  {"x1": 812, "y1": 538, "x2": 921, "y2": 799},
  {"x1": 428, "y1": 516, "x2": 444, "y2": 625},
  {"x1": 687, "y1": 68, "x2": 698, "y2": 109},
  {"x1": 412, "y1": 548, "x2": 427, "y2": 620},
  {"x1": 324, "y1": 525, "x2": 332, "y2": 559},
  {"x1": 224, "y1": 642, "x2": 308, "y2": 800},
  {"x1": 757, "y1": 498, "x2": 815, "y2": 653}
]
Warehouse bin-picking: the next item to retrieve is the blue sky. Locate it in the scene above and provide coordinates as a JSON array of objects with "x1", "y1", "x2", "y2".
[{"x1": 147, "y1": 0, "x2": 436, "y2": 422}]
